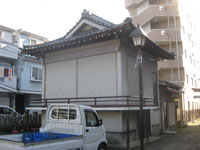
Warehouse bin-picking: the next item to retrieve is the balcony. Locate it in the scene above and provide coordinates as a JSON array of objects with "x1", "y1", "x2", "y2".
[
  {"x1": 125, "y1": 0, "x2": 145, "y2": 8},
  {"x1": 132, "y1": 5, "x2": 179, "y2": 26},
  {"x1": 147, "y1": 29, "x2": 181, "y2": 42},
  {"x1": 0, "y1": 74, "x2": 17, "y2": 91},
  {"x1": 158, "y1": 55, "x2": 183, "y2": 68},
  {"x1": 0, "y1": 40, "x2": 18, "y2": 60}
]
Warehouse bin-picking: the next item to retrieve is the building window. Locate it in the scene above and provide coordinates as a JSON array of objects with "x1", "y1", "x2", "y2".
[
  {"x1": 186, "y1": 75, "x2": 189, "y2": 84},
  {"x1": 184, "y1": 50, "x2": 187, "y2": 58},
  {"x1": 31, "y1": 67, "x2": 42, "y2": 82},
  {"x1": 190, "y1": 22, "x2": 193, "y2": 28},
  {"x1": 30, "y1": 39, "x2": 36, "y2": 45},
  {"x1": 190, "y1": 56, "x2": 192, "y2": 63},
  {"x1": 188, "y1": 34, "x2": 190, "y2": 42},
  {"x1": 194, "y1": 60, "x2": 196, "y2": 67},
  {"x1": 191, "y1": 77, "x2": 194, "y2": 86},
  {"x1": 195, "y1": 80, "x2": 197, "y2": 88},
  {"x1": 188, "y1": 101, "x2": 190, "y2": 111},
  {"x1": 0, "y1": 31, "x2": 2, "y2": 39},
  {"x1": 182, "y1": 26, "x2": 185, "y2": 34}
]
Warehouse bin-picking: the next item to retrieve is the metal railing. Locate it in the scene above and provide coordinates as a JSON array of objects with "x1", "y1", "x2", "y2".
[
  {"x1": 0, "y1": 39, "x2": 19, "y2": 59},
  {"x1": 26, "y1": 96, "x2": 157, "y2": 108}
]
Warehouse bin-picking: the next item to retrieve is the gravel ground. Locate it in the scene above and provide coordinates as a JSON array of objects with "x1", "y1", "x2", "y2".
[{"x1": 132, "y1": 119, "x2": 200, "y2": 150}]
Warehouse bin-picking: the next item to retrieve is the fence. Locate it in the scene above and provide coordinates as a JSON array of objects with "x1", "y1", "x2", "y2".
[
  {"x1": 26, "y1": 96, "x2": 157, "y2": 108},
  {"x1": 0, "y1": 113, "x2": 41, "y2": 131},
  {"x1": 182, "y1": 109, "x2": 200, "y2": 124}
]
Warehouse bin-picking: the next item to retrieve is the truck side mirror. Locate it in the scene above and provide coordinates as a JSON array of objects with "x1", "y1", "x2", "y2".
[{"x1": 98, "y1": 119, "x2": 103, "y2": 126}]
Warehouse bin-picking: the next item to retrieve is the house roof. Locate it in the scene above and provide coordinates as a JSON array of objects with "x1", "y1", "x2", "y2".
[
  {"x1": 64, "y1": 9, "x2": 115, "y2": 39},
  {"x1": 159, "y1": 81, "x2": 183, "y2": 90},
  {"x1": 21, "y1": 31, "x2": 48, "y2": 41},
  {"x1": 22, "y1": 10, "x2": 174, "y2": 60},
  {"x1": 0, "y1": 25, "x2": 15, "y2": 32}
]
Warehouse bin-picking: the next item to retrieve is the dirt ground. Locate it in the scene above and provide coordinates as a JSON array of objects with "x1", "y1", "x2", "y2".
[{"x1": 132, "y1": 119, "x2": 200, "y2": 150}]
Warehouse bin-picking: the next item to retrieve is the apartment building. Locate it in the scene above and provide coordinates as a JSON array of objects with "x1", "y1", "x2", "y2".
[
  {"x1": 0, "y1": 25, "x2": 47, "y2": 114},
  {"x1": 125, "y1": 0, "x2": 200, "y2": 125}
]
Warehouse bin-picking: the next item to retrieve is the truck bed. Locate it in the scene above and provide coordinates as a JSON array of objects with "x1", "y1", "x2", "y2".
[{"x1": 0, "y1": 133, "x2": 83, "y2": 150}]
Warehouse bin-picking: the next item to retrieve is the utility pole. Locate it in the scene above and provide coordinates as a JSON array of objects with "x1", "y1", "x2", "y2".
[
  {"x1": 137, "y1": 49, "x2": 144, "y2": 150},
  {"x1": 131, "y1": 25, "x2": 146, "y2": 150}
]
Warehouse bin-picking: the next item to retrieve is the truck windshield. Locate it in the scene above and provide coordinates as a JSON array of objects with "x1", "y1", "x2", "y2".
[{"x1": 51, "y1": 109, "x2": 76, "y2": 120}]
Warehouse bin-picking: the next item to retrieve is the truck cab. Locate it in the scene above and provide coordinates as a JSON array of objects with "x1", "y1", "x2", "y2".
[{"x1": 43, "y1": 104, "x2": 107, "y2": 150}]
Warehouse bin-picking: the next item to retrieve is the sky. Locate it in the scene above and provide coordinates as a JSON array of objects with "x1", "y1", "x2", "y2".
[
  {"x1": 1, "y1": 0, "x2": 200, "y2": 41},
  {"x1": 0, "y1": 0, "x2": 130, "y2": 40}
]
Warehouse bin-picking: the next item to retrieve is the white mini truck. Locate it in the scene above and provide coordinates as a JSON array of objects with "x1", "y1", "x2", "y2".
[{"x1": 0, "y1": 104, "x2": 107, "y2": 150}]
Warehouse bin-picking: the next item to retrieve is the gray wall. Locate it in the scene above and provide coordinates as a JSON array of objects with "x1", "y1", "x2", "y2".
[
  {"x1": 98, "y1": 110, "x2": 138, "y2": 147},
  {"x1": 120, "y1": 44, "x2": 158, "y2": 98},
  {"x1": 120, "y1": 44, "x2": 161, "y2": 136}
]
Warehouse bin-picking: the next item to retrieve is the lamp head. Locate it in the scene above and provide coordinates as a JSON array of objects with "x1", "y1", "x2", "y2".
[{"x1": 130, "y1": 25, "x2": 147, "y2": 47}]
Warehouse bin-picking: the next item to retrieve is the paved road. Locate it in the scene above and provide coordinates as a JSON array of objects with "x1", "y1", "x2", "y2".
[{"x1": 133, "y1": 121, "x2": 200, "y2": 150}]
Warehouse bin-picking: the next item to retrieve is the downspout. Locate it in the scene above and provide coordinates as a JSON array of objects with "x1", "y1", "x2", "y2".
[
  {"x1": 42, "y1": 56, "x2": 47, "y2": 127},
  {"x1": 166, "y1": 0, "x2": 174, "y2": 82},
  {"x1": 43, "y1": 57, "x2": 46, "y2": 99}
]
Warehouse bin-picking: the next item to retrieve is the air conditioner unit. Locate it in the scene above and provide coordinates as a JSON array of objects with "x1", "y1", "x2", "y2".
[
  {"x1": 159, "y1": 5, "x2": 164, "y2": 11},
  {"x1": 161, "y1": 30, "x2": 166, "y2": 36}
]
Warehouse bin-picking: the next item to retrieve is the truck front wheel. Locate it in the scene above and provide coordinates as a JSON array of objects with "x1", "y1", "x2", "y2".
[{"x1": 98, "y1": 143, "x2": 107, "y2": 150}]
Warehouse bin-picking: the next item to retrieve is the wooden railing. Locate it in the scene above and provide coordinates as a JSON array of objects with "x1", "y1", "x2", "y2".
[{"x1": 26, "y1": 96, "x2": 157, "y2": 108}]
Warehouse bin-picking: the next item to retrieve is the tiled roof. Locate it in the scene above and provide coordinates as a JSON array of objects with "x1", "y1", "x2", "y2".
[
  {"x1": 64, "y1": 9, "x2": 115, "y2": 39},
  {"x1": 23, "y1": 17, "x2": 132, "y2": 54},
  {"x1": 81, "y1": 9, "x2": 115, "y2": 28},
  {"x1": 22, "y1": 11, "x2": 174, "y2": 60}
]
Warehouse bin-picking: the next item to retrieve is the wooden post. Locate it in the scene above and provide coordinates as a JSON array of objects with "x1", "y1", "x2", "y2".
[
  {"x1": 33, "y1": 112, "x2": 37, "y2": 127},
  {"x1": 146, "y1": 111, "x2": 149, "y2": 142},
  {"x1": 94, "y1": 98, "x2": 97, "y2": 106},
  {"x1": 26, "y1": 110, "x2": 30, "y2": 132},
  {"x1": 68, "y1": 99, "x2": 70, "y2": 104},
  {"x1": 45, "y1": 99, "x2": 47, "y2": 107}
]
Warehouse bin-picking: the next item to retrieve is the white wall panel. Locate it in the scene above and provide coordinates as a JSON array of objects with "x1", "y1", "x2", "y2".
[
  {"x1": 78, "y1": 53, "x2": 117, "y2": 97},
  {"x1": 46, "y1": 60, "x2": 76, "y2": 98}
]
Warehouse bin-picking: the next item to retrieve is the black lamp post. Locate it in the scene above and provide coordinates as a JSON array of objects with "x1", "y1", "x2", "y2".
[{"x1": 130, "y1": 26, "x2": 146, "y2": 150}]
